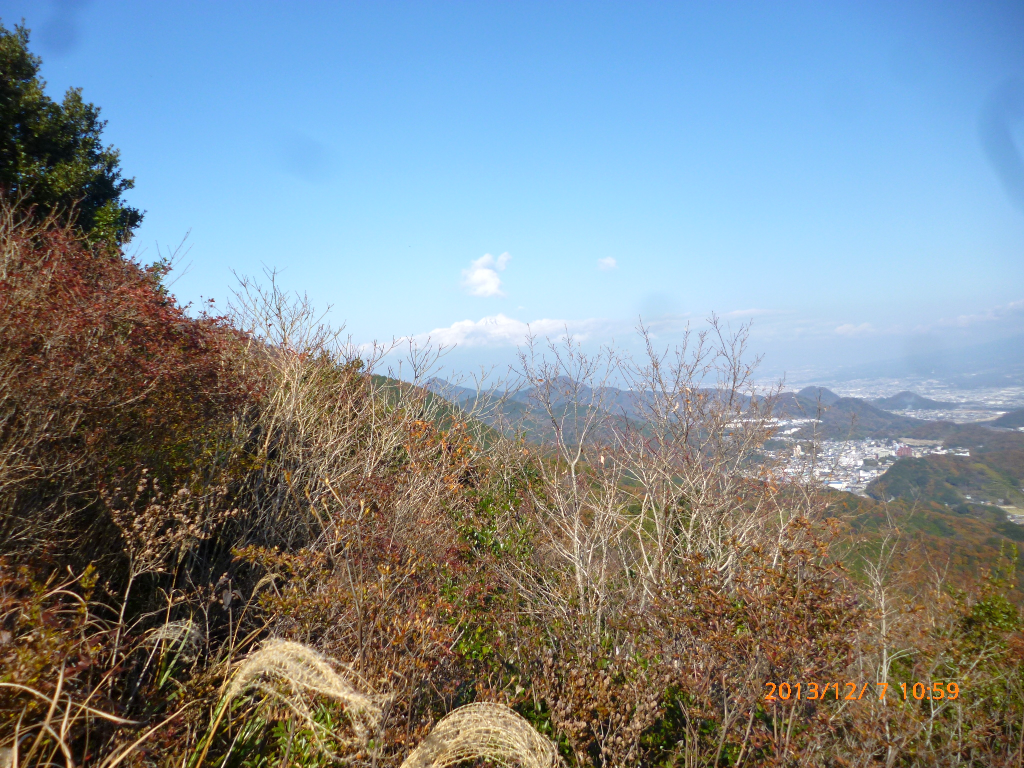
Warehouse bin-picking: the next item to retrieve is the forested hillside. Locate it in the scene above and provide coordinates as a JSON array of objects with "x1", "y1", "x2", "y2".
[
  {"x1": 993, "y1": 409, "x2": 1024, "y2": 429},
  {"x1": 868, "y1": 453, "x2": 1024, "y2": 509}
]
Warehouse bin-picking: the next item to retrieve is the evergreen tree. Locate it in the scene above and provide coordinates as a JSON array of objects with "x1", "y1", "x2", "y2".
[{"x1": 0, "y1": 21, "x2": 142, "y2": 244}]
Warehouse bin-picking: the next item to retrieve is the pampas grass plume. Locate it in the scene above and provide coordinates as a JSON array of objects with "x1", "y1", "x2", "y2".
[
  {"x1": 400, "y1": 702, "x2": 561, "y2": 768},
  {"x1": 224, "y1": 639, "x2": 381, "y2": 736}
]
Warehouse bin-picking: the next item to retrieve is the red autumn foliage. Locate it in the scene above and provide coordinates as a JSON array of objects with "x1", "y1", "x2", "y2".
[{"x1": 0, "y1": 199, "x2": 257, "y2": 558}]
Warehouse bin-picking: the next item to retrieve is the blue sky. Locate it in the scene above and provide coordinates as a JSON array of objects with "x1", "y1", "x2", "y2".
[{"x1": 3, "y1": 0, "x2": 1023, "y2": 378}]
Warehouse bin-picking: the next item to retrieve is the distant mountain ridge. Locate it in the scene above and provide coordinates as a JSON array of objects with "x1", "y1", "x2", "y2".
[
  {"x1": 871, "y1": 391, "x2": 954, "y2": 410},
  {"x1": 428, "y1": 379, "x2": 936, "y2": 442},
  {"x1": 776, "y1": 387, "x2": 926, "y2": 439}
]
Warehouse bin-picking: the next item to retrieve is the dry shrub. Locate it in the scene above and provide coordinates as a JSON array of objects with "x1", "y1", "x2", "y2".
[
  {"x1": 504, "y1": 324, "x2": 810, "y2": 637},
  {"x1": 0, "y1": 197, "x2": 258, "y2": 766},
  {"x1": 532, "y1": 645, "x2": 668, "y2": 768},
  {"x1": 234, "y1": 403, "x2": 486, "y2": 761},
  {"x1": 645, "y1": 543, "x2": 859, "y2": 764},
  {"x1": 177, "y1": 273, "x2": 503, "y2": 764},
  {"x1": 824, "y1": 541, "x2": 1024, "y2": 767},
  {"x1": 0, "y1": 561, "x2": 134, "y2": 768},
  {"x1": 484, "y1": 331, "x2": 1024, "y2": 766},
  {"x1": 0, "y1": 196, "x2": 255, "y2": 562}
]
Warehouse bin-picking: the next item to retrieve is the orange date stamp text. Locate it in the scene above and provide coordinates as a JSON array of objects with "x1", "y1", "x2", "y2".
[{"x1": 764, "y1": 681, "x2": 960, "y2": 703}]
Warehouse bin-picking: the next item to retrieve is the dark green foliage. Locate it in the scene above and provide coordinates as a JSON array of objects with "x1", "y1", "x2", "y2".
[
  {"x1": 0, "y1": 22, "x2": 142, "y2": 243},
  {"x1": 963, "y1": 592, "x2": 1020, "y2": 641}
]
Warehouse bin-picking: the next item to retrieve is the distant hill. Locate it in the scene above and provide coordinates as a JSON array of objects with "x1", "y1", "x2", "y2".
[
  {"x1": 796, "y1": 386, "x2": 841, "y2": 406},
  {"x1": 424, "y1": 378, "x2": 487, "y2": 407},
  {"x1": 425, "y1": 377, "x2": 621, "y2": 444},
  {"x1": 992, "y1": 408, "x2": 1024, "y2": 429},
  {"x1": 778, "y1": 389, "x2": 926, "y2": 440},
  {"x1": 907, "y1": 419, "x2": 1024, "y2": 451},
  {"x1": 867, "y1": 454, "x2": 1024, "y2": 509},
  {"x1": 815, "y1": 398, "x2": 926, "y2": 439},
  {"x1": 865, "y1": 425, "x2": 1024, "y2": 508},
  {"x1": 871, "y1": 391, "x2": 953, "y2": 411},
  {"x1": 909, "y1": 423, "x2": 1024, "y2": 483}
]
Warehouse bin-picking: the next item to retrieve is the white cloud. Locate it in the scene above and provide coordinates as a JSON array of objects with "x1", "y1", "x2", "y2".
[
  {"x1": 415, "y1": 314, "x2": 598, "y2": 348},
  {"x1": 925, "y1": 299, "x2": 1024, "y2": 331},
  {"x1": 834, "y1": 322, "x2": 875, "y2": 337},
  {"x1": 597, "y1": 257, "x2": 617, "y2": 271},
  {"x1": 461, "y1": 252, "x2": 511, "y2": 297}
]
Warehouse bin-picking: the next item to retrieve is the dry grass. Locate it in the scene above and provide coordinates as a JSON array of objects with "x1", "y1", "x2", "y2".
[
  {"x1": 192, "y1": 640, "x2": 386, "y2": 768},
  {"x1": 400, "y1": 703, "x2": 561, "y2": 768},
  {"x1": 224, "y1": 639, "x2": 382, "y2": 739}
]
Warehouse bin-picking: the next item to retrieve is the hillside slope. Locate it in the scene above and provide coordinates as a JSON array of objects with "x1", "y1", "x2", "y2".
[
  {"x1": 866, "y1": 454, "x2": 1024, "y2": 508},
  {"x1": 831, "y1": 493, "x2": 1024, "y2": 601},
  {"x1": 840, "y1": 427, "x2": 1024, "y2": 598},
  {"x1": 992, "y1": 408, "x2": 1024, "y2": 429}
]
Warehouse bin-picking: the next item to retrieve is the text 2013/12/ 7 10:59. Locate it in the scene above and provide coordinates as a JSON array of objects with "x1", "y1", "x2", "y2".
[{"x1": 764, "y1": 682, "x2": 960, "y2": 702}]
